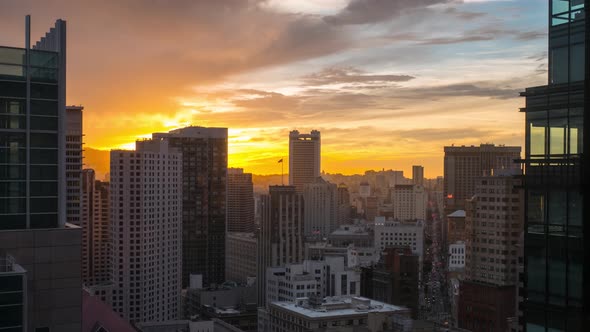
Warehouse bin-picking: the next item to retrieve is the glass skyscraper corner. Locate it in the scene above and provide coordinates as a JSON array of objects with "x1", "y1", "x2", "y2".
[
  {"x1": 1, "y1": 17, "x2": 67, "y2": 230},
  {"x1": 521, "y1": 0, "x2": 588, "y2": 330}
]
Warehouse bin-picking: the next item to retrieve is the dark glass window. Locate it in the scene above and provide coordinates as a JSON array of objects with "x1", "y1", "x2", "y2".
[
  {"x1": 31, "y1": 100, "x2": 57, "y2": 116},
  {"x1": 0, "y1": 81, "x2": 26, "y2": 98},
  {"x1": 0, "y1": 198, "x2": 26, "y2": 214},
  {"x1": 30, "y1": 116, "x2": 58, "y2": 131},
  {"x1": 30, "y1": 133, "x2": 57, "y2": 148},
  {"x1": 0, "y1": 99, "x2": 25, "y2": 115},
  {"x1": 30, "y1": 83, "x2": 57, "y2": 100},
  {"x1": 0, "y1": 214, "x2": 25, "y2": 230},
  {"x1": 526, "y1": 246, "x2": 546, "y2": 301},
  {"x1": 30, "y1": 50, "x2": 58, "y2": 68},
  {"x1": 30, "y1": 213, "x2": 57, "y2": 228},
  {"x1": 0, "y1": 165, "x2": 26, "y2": 180},
  {"x1": 30, "y1": 198, "x2": 57, "y2": 213},
  {"x1": 0, "y1": 115, "x2": 26, "y2": 130},
  {"x1": 570, "y1": 43, "x2": 585, "y2": 81},
  {"x1": 30, "y1": 149, "x2": 57, "y2": 164},
  {"x1": 0, "y1": 148, "x2": 26, "y2": 164},
  {"x1": 547, "y1": 237, "x2": 566, "y2": 304},
  {"x1": 0, "y1": 182, "x2": 26, "y2": 197},
  {"x1": 30, "y1": 67, "x2": 57, "y2": 83},
  {"x1": 30, "y1": 182, "x2": 58, "y2": 197},
  {"x1": 30, "y1": 166, "x2": 57, "y2": 180},
  {"x1": 548, "y1": 191, "x2": 566, "y2": 225},
  {"x1": 0, "y1": 132, "x2": 25, "y2": 148}
]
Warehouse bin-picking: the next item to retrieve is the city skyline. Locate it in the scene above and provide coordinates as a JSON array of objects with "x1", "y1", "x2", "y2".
[{"x1": 0, "y1": 0, "x2": 546, "y2": 177}]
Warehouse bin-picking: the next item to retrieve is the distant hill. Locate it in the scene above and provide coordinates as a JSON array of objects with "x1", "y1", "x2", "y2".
[{"x1": 84, "y1": 147, "x2": 110, "y2": 181}]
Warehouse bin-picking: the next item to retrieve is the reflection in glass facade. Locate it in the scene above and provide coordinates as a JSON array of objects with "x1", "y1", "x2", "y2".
[
  {"x1": 521, "y1": 0, "x2": 588, "y2": 330},
  {"x1": 0, "y1": 21, "x2": 65, "y2": 230}
]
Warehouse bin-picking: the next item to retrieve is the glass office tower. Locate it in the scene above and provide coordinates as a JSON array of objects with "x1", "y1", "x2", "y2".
[
  {"x1": 521, "y1": 0, "x2": 588, "y2": 330},
  {"x1": 1, "y1": 17, "x2": 65, "y2": 229}
]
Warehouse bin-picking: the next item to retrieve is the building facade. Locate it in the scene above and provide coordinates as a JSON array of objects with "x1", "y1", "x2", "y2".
[
  {"x1": 443, "y1": 144, "x2": 521, "y2": 210},
  {"x1": 109, "y1": 139, "x2": 182, "y2": 322},
  {"x1": 374, "y1": 218, "x2": 425, "y2": 261},
  {"x1": 336, "y1": 183, "x2": 351, "y2": 226},
  {"x1": 65, "y1": 105, "x2": 83, "y2": 227},
  {"x1": 152, "y1": 127, "x2": 228, "y2": 287},
  {"x1": 520, "y1": 1, "x2": 588, "y2": 330},
  {"x1": 81, "y1": 169, "x2": 111, "y2": 285},
  {"x1": 0, "y1": 17, "x2": 83, "y2": 332},
  {"x1": 225, "y1": 232, "x2": 257, "y2": 285},
  {"x1": 227, "y1": 168, "x2": 254, "y2": 233},
  {"x1": 289, "y1": 130, "x2": 320, "y2": 193},
  {"x1": 257, "y1": 186, "x2": 305, "y2": 307},
  {"x1": 392, "y1": 184, "x2": 427, "y2": 221},
  {"x1": 412, "y1": 165, "x2": 424, "y2": 186},
  {"x1": 303, "y1": 177, "x2": 337, "y2": 238}
]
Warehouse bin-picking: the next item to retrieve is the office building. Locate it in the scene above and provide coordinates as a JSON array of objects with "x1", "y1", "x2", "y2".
[
  {"x1": 458, "y1": 281, "x2": 516, "y2": 332},
  {"x1": 225, "y1": 232, "x2": 257, "y2": 284},
  {"x1": 227, "y1": 168, "x2": 254, "y2": 233},
  {"x1": 152, "y1": 127, "x2": 228, "y2": 287},
  {"x1": 257, "y1": 186, "x2": 304, "y2": 307},
  {"x1": 447, "y1": 210, "x2": 467, "y2": 245},
  {"x1": 412, "y1": 165, "x2": 424, "y2": 186},
  {"x1": 464, "y1": 170, "x2": 523, "y2": 286},
  {"x1": 448, "y1": 241, "x2": 466, "y2": 272},
  {"x1": 336, "y1": 183, "x2": 351, "y2": 226},
  {"x1": 108, "y1": 139, "x2": 182, "y2": 322},
  {"x1": 262, "y1": 296, "x2": 410, "y2": 332},
  {"x1": 289, "y1": 130, "x2": 321, "y2": 193},
  {"x1": 266, "y1": 256, "x2": 360, "y2": 305},
  {"x1": 0, "y1": 17, "x2": 83, "y2": 331},
  {"x1": 374, "y1": 217, "x2": 424, "y2": 261},
  {"x1": 360, "y1": 247, "x2": 420, "y2": 318},
  {"x1": 392, "y1": 184, "x2": 427, "y2": 221},
  {"x1": 303, "y1": 177, "x2": 337, "y2": 238},
  {"x1": 66, "y1": 105, "x2": 83, "y2": 226},
  {"x1": 443, "y1": 144, "x2": 521, "y2": 209},
  {"x1": 520, "y1": 2, "x2": 588, "y2": 328},
  {"x1": 81, "y1": 169, "x2": 111, "y2": 285}
]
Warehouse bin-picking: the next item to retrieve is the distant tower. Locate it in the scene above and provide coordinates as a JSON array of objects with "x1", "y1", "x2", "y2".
[
  {"x1": 257, "y1": 186, "x2": 304, "y2": 307},
  {"x1": 66, "y1": 106, "x2": 83, "y2": 226},
  {"x1": 303, "y1": 177, "x2": 337, "y2": 237},
  {"x1": 227, "y1": 168, "x2": 255, "y2": 233},
  {"x1": 412, "y1": 165, "x2": 424, "y2": 186},
  {"x1": 289, "y1": 130, "x2": 321, "y2": 193}
]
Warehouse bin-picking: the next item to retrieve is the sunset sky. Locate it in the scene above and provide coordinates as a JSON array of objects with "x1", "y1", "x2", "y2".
[{"x1": 1, "y1": 0, "x2": 547, "y2": 177}]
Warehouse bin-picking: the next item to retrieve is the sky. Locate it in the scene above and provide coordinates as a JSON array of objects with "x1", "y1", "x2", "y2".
[{"x1": 0, "y1": 0, "x2": 548, "y2": 177}]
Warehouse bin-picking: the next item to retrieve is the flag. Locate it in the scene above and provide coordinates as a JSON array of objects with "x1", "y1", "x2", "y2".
[{"x1": 278, "y1": 159, "x2": 283, "y2": 163}]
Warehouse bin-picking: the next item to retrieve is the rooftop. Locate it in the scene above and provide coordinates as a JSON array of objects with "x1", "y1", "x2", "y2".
[
  {"x1": 447, "y1": 210, "x2": 466, "y2": 218},
  {"x1": 271, "y1": 296, "x2": 408, "y2": 319}
]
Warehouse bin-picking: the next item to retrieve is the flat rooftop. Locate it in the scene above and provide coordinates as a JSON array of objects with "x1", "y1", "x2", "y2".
[{"x1": 271, "y1": 296, "x2": 408, "y2": 319}]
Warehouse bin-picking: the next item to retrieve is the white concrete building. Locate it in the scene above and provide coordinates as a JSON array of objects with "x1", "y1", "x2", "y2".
[
  {"x1": 108, "y1": 139, "x2": 183, "y2": 322},
  {"x1": 392, "y1": 184, "x2": 427, "y2": 221},
  {"x1": 261, "y1": 296, "x2": 410, "y2": 332},
  {"x1": 374, "y1": 217, "x2": 424, "y2": 261},
  {"x1": 289, "y1": 130, "x2": 321, "y2": 193},
  {"x1": 303, "y1": 177, "x2": 337, "y2": 237},
  {"x1": 266, "y1": 256, "x2": 361, "y2": 305},
  {"x1": 449, "y1": 241, "x2": 466, "y2": 271}
]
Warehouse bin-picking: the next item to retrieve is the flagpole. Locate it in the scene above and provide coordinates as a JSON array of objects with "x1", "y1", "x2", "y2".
[{"x1": 282, "y1": 157, "x2": 284, "y2": 185}]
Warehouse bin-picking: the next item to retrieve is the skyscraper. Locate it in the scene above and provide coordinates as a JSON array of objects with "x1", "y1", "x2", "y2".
[
  {"x1": 81, "y1": 169, "x2": 111, "y2": 285},
  {"x1": 443, "y1": 144, "x2": 521, "y2": 209},
  {"x1": 336, "y1": 183, "x2": 351, "y2": 226},
  {"x1": 303, "y1": 177, "x2": 337, "y2": 238},
  {"x1": 520, "y1": 1, "x2": 588, "y2": 330},
  {"x1": 412, "y1": 165, "x2": 424, "y2": 186},
  {"x1": 289, "y1": 130, "x2": 320, "y2": 193},
  {"x1": 152, "y1": 126, "x2": 228, "y2": 287},
  {"x1": 0, "y1": 17, "x2": 83, "y2": 331},
  {"x1": 66, "y1": 105, "x2": 83, "y2": 226},
  {"x1": 227, "y1": 168, "x2": 254, "y2": 233},
  {"x1": 257, "y1": 185, "x2": 304, "y2": 307},
  {"x1": 108, "y1": 139, "x2": 182, "y2": 322}
]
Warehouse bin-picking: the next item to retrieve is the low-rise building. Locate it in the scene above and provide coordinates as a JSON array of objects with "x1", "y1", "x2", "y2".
[
  {"x1": 263, "y1": 296, "x2": 410, "y2": 332},
  {"x1": 374, "y1": 218, "x2": 424, "y2": 262}
]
